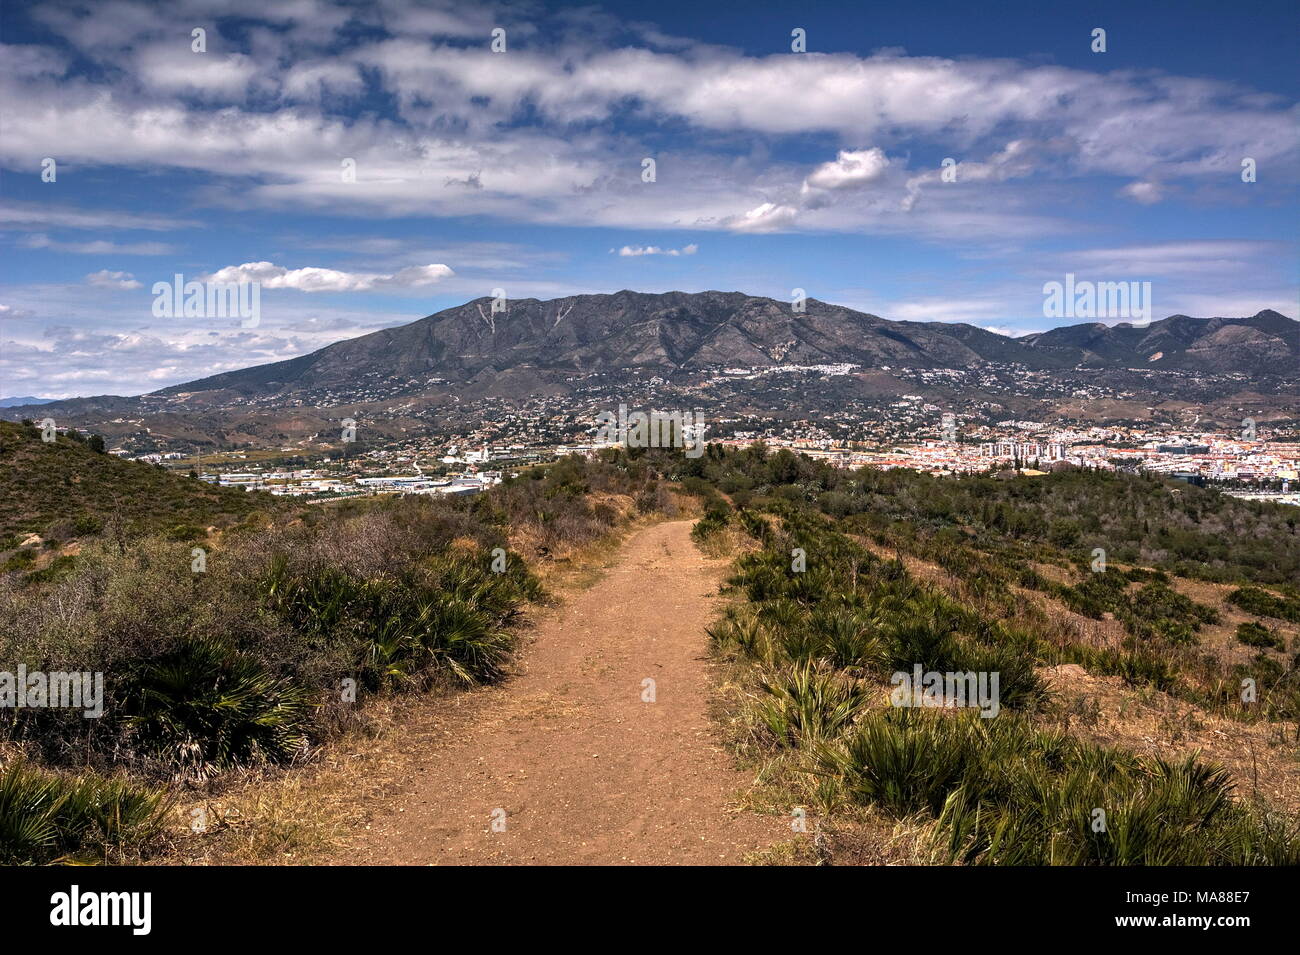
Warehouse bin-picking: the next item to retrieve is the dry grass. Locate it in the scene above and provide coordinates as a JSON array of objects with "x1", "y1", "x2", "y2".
[
  {"x1": 1039, "y1": 663, "x2": 1300, "y2": 814},
  {"x1": 695, "y1": 522, "x2": 753, "y2": 560}
]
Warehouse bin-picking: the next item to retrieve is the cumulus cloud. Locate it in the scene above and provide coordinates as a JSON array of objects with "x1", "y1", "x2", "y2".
[
  {"x1": 202, "y1": 261, "x2": 454, "y2": 292},
  {"x1": 729, "y1": 202, "x2": 800, "y2": 233},
  {"x1": 133, "y1": 43, "x2": 260, "y2": 99},
  {"x1": 802, "y1": 148, "x2": 890, "y2": 192},
  {"x1": 85, "y1": 269, "x2": 142, "y2": 290}
]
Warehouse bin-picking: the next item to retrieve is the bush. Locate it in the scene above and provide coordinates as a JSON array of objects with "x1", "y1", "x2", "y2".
[
  {"x1": 814, "y1": 709, "x2": 1298, "y2": 865},
  {"x1": 1237, "y1": 621, "x2": 1285, "y2": 651},
  {"x1": 754, "y1": 661, "x2": 872, "y2": 747},
  {"x1": 1228, "y1": 587, "x2": 1300, "y2": 623},
  {"x1": 0, "y1": 482, "x2": 557, "y2": 777},
  {"x1": 690, "y1": 500, "x2": 731, "y2": 544},
  {"x1": 0, "y1": 761, "x2": 169, "y2": 865},
  {"x1": 124, "y1": 637, "x2": 316, "y2": 775}
]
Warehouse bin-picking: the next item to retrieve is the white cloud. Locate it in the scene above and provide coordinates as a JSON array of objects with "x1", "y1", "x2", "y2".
[
  {"x1": 203, "y1": 261, "x2": 454, "y2": 292},
  {"x1": 1118, "y1": 180, "x2": 1166, "y2": 204},
  {"x1": 282, "y1": 60, "x2": 365, "y2": 102},
  {"x1": 729, "y1": 202, "x2": 800, "y2": 233},
  {"x1": 902, "y1": 140, "x2": 1038, "y2": 211},
  {"x1": 1062, "y1": 240, "x2": 1283, "y2": 276},
  {"x1": 802, "y1": 148, "x2": 889, "y2": 192},
  {"x1": 24, "y1": 234, "x2": 173, "y2": 255},
  {"x1": 133, "y1": 44, "x2": 260, "y2": 99},
  {"x1": 85, "y1": 269, "x2": 142, "y2": 290},
  {"x1": 0, "y1": 285, "x2": 426, "y2": 398},
  {"x1": 616, "y1": 244, "x2": 698, "y2": 257},
  {"x1": 0, "y1": 200, "x2": 198, "y2": 231}
]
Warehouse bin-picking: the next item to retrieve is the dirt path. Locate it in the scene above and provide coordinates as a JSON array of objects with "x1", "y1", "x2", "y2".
[{"x1": 333, "y1": 520, "x2": 784, "y2": 865}]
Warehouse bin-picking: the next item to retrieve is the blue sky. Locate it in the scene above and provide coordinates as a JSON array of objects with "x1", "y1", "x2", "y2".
[{"x1": 0, "y1": 0, "x2": 1296, "y2": 398}]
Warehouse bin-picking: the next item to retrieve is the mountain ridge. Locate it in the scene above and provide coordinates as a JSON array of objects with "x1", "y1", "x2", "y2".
[{"x1": 6, "y1": 293, "x2": 1296, "y2": 415}]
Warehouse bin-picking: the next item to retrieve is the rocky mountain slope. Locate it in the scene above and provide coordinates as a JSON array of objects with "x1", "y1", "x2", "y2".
[{"x1": 6, "y1": 292, "x2": 1295, "y2": 415}]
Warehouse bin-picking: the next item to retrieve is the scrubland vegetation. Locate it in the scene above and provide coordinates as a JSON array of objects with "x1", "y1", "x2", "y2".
[
  {"x1": 0, "y1": 428, "x2": 673, "y2": 863},
  {"x1": 0, "y1": 421, "x2": 270, "y2": 559},
  {"x1": 672, "y1": 443, "x2": 1300, "y2": 586},
  {"x1": 4, "y1": 425, "x2": 1298, "y2": 866},
  {"x1": 671, "y1": 445, "x2": 1300, "y2": 865}
]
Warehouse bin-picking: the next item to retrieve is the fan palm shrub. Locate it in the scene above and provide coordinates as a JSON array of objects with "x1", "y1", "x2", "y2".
[
  {"x1": 753, "y1": 661, "x2": 872, "y2": 747},
  {"x1": 124, "y1": 637, "x2": 315, "y2": 774},
  {"x1": 815, "y1": 709, "x2": 1297, "y2": 865},
  {"x1": 0, "y1": 761, "x2": 168, "y2": 865}
]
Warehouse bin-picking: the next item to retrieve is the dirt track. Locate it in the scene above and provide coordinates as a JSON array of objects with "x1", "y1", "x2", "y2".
[{"x1": 336, "y1": 520, "x2": 783, "y2": 864}]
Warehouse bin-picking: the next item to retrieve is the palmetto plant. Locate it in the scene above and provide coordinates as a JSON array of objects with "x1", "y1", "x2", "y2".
[
  {"x1": 0, "y1": 761, "x2": 168, "y2": 865},
  {"x1": 815, "y1": 709, "x2": 1298, "y2": 865},
  {"x1": 408, "y1": 594, "x2": 513, "y2": 685},
  {"x1": 754, "y1": 661, "x2": 871, "y2": 747},
  {"x1": 0, "y1": 761, "x2": 65, "y2": 864},
  {"x1": 125, "y1": 637, "x2": 315, "y2": 774},
  {"x1": 808, "y1": 607, "x2": 886, "y2": 671},
  {"x1": 262, "y1": 548, "x2": 536, "y2": 693}
]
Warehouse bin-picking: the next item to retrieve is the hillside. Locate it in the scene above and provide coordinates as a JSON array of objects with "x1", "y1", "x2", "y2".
[
  {"x1": 1020, "y1": 309, "x2": 1298, "y2": 372},
  {"x1": 0, "y1": 420, "x2": 275, "y2": 552}
]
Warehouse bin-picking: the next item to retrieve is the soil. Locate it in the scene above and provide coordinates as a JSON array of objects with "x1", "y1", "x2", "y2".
[{"x1": 329, "y1": 519, "x2": 785, "y2": 865}]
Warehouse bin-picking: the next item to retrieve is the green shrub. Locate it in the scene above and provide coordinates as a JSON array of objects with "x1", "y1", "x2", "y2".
[
  {"x1": 690, "y1": 500, "x2": 731, "y2": 544},
  {"x1": 261, "y1": 549, "x2": 535, "y2": 692},
  {"x1": 124, "y1": 637, "x2": 315, "y2": 774},
  {"x1": 0, "y1": 761, "x2": 169, "y2": 865},
  {"x1": 754, "y1": 661, "x2": 872, "y2": 747},
  {"x1": 814, "y1": 709, "x2": 1297, "y2": 865},
  {"x1": 1228, "y1": 587, "x2": 1300, "y2": 623},
  {"x1": 1236, "y1": 621, "x2": 1285, "y2": 651},
  {"x1": 1, "y1": 549, "x2": 35, "y2": 572}
]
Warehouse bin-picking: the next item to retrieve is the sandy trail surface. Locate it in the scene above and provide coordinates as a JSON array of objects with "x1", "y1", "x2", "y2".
[{"x1": 335, "y1": 520, "x2": 783, "y2": 865}]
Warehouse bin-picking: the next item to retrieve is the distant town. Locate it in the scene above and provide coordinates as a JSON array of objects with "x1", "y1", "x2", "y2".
[{"x1": 111, "y1": 413, "x2": 1300, "y2": 507}]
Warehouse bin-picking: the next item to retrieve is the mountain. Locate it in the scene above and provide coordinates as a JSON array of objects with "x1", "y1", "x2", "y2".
[
  {"x1": 0, "y1": 396, "x2": 56, "y2": 408},
  {"x1": 152, "y1": 290, "x2": 1070, "y2": 406},
  {"x1": 1019, "y1": 309, "x2": 1298, "y2": 373},
  {"x1": 4, "y1": 293, "x2": 1296, "y2": 417}
]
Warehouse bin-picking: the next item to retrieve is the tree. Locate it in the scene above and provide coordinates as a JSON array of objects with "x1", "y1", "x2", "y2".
[{"x1": 88, "y1": 434, "x2": 106, "y2": 454}]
